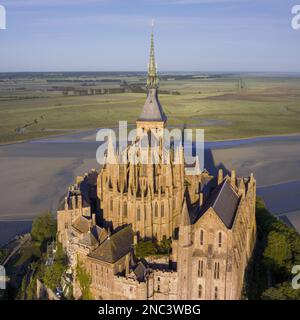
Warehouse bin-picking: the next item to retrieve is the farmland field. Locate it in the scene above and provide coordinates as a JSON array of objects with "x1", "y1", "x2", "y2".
[
  {"x1": 1, "y1": 72, "x2": 300, "y2": 243},
  {"x1": 1, "y1": 72, "x2": 300, "y2": 143}
]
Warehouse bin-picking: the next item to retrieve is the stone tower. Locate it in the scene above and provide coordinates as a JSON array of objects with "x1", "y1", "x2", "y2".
[
  {"x1": 57, "y1": 25, "x2": 257, "y2": 301},
  {"x1": 136, "y1": 21, "x2": 167, "y2": 136},
  {"x1": 97, "y1": 24, "x2": 202, "y2": 241}
]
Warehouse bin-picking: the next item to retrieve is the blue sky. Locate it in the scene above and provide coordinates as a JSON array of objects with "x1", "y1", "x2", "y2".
[{"x1": 0, "y1": 0, "x2": 299, "y2": 72}]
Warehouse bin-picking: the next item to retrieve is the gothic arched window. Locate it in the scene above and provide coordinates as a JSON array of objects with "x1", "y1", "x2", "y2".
[
  {"x1": 214, "y1": 286, "x2": 218, "y2": 300},
  {"x1": 155, "y1": 202, "x2": 158, "y2": 217},
  {"x1": 137, "y1": 206, "x2": 141, "y2": 221},
  {"x1": 200, "y1": 230, "x2": 204, "y2": 246},
  {"x1": 123, "y1": 203, "x2": 127, "y2": 218},
  {"x1": 198, "y1": 260, "x2": 204, "y2": 277},
  {"x1": 218, "y1": 232, "x2": 222, "y2": 248},
  {"x1": 161, "y1": 203, "x2": 164, "y2": 217},
  {"x1": 198, "y1": 284, "x2": 202, "y2": 298},
  {"x1": 214, "y1": 262, "x2": 220, "y2": 280}
]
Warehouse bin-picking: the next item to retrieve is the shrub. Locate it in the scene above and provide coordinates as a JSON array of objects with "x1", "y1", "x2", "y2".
[
  {"x1": 135, "y1": 238, "x2": 171, "y2": 258},
  {"x1": 76, "y1": 261, "x2": 93, "y2": 300},
  {"x1": 31, "y1": 212, "x2": 56, "y2": 245}
]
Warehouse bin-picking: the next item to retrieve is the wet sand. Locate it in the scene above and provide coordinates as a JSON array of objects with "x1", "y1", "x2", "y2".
[{"x1": 0, "y1": 130, "x2": 300, "y2": 245}]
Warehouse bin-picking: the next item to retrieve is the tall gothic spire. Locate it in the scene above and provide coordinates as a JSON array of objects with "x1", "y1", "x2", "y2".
[
  {"x1": 137, "y1": 21, "x2": 167, "y2": 123},
  {"x1": 146, "y1": 19, "x2": 159, "y2": 89}
]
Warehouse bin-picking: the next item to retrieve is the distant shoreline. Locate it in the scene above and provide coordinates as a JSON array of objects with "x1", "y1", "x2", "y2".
[
  {"x1": 1, "y1": 127, "x2": 300, "y2": 147},
  {"x1": 206, "y1": 132, "x2": 300, "y2": 143}
]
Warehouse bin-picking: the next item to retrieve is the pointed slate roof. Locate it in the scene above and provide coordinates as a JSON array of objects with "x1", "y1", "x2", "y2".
[
  {"x1": 146, "y1": 20, "x2": 159, "y2": 89},
  {"x1": 138, "y1": 23, "x2": 167, "y2": 123},
  {"x1": 200, "y1": 179, "x2": 240, "y2": 229},
  {"x1": 133, "y1": 259, "x2": 148, "y2": 282},
  {"x1": 138, "y1": 89, "x2": 167, "y2": 122},
  {"x1": 181, "y1": 197, "x2": 191, "y2": 226},
  {"x1": 89, "y1": 225, "x2": 133, "y2": 264}
]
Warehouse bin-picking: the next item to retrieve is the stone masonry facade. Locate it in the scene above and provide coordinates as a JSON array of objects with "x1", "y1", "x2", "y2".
[{"x1": 57, "y1": 28, "x2": 257, "y2": 300}]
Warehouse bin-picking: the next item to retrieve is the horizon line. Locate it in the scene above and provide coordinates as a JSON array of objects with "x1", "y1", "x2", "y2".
[{"x1": 1, "y1": 70, "x2": 300, "y2": 75}]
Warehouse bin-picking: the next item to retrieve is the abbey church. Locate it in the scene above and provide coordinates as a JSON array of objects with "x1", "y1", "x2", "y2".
[{"x1": 57, "y1": 28, "x2": 257, "y2": 300}]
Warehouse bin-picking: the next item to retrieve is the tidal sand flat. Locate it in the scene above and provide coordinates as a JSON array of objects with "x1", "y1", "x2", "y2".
[
  {"x1": 207, "y1": 137, "x2": 300, "y2": 187},
  {"x1": 207, "y1": 137, "x2": 300, "y2": 231},
  {"x1": 0, "y1": 131, "x2": 300, "y2": 245},
  {"x1": 0, "y1": 130, "x2": 100, "y2": 222}
]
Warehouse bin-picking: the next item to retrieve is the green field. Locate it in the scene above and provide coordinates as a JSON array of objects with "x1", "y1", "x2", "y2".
[{"x1": 1, "y1": 73, "x2": 300, "y2": 143}]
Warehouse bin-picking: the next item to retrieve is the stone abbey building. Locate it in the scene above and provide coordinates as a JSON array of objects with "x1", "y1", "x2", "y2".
[{"x1": 57, "y1": 28, "x2": 257, "y2": 300}]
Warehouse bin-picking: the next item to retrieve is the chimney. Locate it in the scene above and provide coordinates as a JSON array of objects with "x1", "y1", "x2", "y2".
[
  {"x1": 218, "y1": 169, "x2": 223, "y2": 185},
  {"x1": 231, "y1": 170, "x2": 236, "y2": 188}
]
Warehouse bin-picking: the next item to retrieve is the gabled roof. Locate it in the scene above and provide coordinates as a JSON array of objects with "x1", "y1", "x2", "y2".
[
  {"x1": 91, "y1": 225, "x2": 108, "y2": 244},
  {"x1": 200, "y1": 180, "x2": 240, "y2": 229},
  {"x1": 133, "y1": 259, "x2": 148, "y2": 282},
  {"x1": 79, "y1": 231, "x2": 98, "y2": 247},
  {"x1": 89, "y1": 225, "x2": 133, "y2": 264},
  {"x1": 72, "y1": 216, "x2": 90, "y2": 234},
  {"x1": 138, "y1": 89, "x2": 167, "y2": 122}
]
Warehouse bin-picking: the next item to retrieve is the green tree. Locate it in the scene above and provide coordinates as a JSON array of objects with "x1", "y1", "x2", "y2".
[
  {"x1": 263, "y1": 231, "x2": 292, "y2": 272},
  {"x1": 135, "y1": 239, "x2": 171, "y2": 258},
  {"x1": 43, "y1": 261, "x2": 65, "y2": 291},
  {"x1": 157, "y1": 237, "x2": 171, "y2": 254},
  {"x1": 262, "y1": 282, "x2": 300, "y2": 300},
  {"x1": 31, "y1": 212, "x2": 56, "y2": 244},
  {"x1": 245, "y1": 198, "x2": 300, "y2": 300},
  {"x1": 42, "y1": 243, "x2": 67, "y2": 291},
  {"x1": 135, "y1": 240, "x2": 157, "y2": 258},
  {"x1": 76, "y1": 261, "x2": 93, "y2": 300}
]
